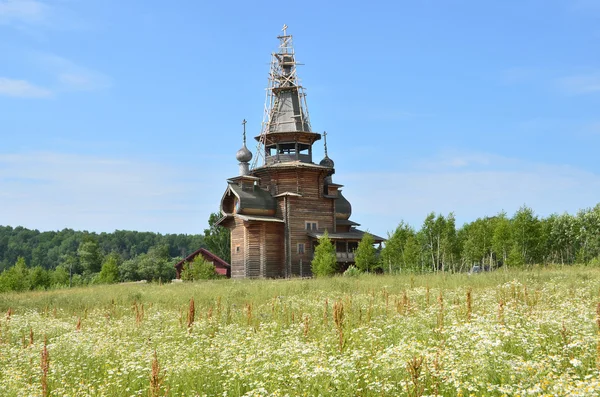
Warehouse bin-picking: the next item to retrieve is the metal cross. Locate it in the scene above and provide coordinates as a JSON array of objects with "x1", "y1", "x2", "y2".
[
  {"x1": 282, "y1": 24, "x2": 288, "y2": 36},
  {"x1": 323, "y1": 131, "x2": 328, "y2": 157},
  {"x1": 242, "y1": 119, "x2": 247, "y2": 144}
]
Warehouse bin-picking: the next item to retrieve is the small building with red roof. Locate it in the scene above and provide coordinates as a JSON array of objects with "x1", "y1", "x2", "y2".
[{"x1": 174, "y1": 248, "x2": 231, "y2": 279}]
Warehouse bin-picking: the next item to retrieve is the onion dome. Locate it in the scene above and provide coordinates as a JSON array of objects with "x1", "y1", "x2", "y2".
[
  {"x1": 236, "y1": 145, "x2": 252, "y2": 163},
  {"x1": 319, "y1": 131, "x2": 334, "y2": 167},
  {"x1": 237, "y1": 119, "x2": 253, "y2": 163},
  {"x1": 319, "y1": 155, "x2": 334, "y2": 168},
  {"x1": 335, "y1": 191, "x2": 352, "y2": 220}
]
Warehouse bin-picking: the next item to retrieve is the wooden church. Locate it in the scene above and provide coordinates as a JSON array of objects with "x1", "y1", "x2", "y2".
[{"x1": 216, "y1": 27, "x2": 384, "y2": 278}]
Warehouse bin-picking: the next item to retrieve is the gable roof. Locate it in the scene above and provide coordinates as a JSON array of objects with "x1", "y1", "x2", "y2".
[{"x1": 174, "y1": 248, "x2": 231, "y2": 277}]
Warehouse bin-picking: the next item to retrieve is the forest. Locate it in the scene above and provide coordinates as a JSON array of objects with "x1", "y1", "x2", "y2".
[
  {"x1": 379, "y1": 203, "x2": 600, "y2": 273},
  {"x1": 1, "y1": 204, "x2": 600, "y2": 292},
  {"x1": 0, "y1": 213, "x2": 229, "y2": 292}
]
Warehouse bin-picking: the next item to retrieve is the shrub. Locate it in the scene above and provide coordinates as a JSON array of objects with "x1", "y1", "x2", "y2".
[
  {"x1": 311, "y1": 231, "x2": 337, "y2": 277},
  {"x1": 343, "y1": 265, "x2": 362, "y2": 277},
  {"x1": 181, "y1": 255, "x2": 219, "y2": 281}
]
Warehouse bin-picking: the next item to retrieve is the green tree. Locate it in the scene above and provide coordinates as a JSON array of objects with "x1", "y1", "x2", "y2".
[
  {"x1": 380, "y1": 221, "x2": 418, "y2": 273},
  {"x1": 355, "y1": 232, "x2": 378, "y2": 273},
  {"x1": 51, "y1": 265, "x2": 70, "y2": 286},
  {"x1": 181, "y1": 255, "x2": 219, "y2": 281},
  {"x1": 0, "y1": 257, "x2": 29, "y2": 292},
  {"x1": 204, "y1": 212, "x2": 231, "y2": 263},
  {"x1": 511, "y1": 206, "x2": 542, "y2": 265},
  {"x1": 77, "y1": 239, "x2": 103, "y2": 274},
  {"x1": 98, "y1": 253, "x2": 120, "y2": 284},
  {"x1": 29, "y1": 266, "x2": 51, "y2": 290},
  {"x1": 492, "y1": 211, "x2": 512, "y2": 267},
  {"x1": 311, "y1": 231, "x2": 337, "y2": 277}
]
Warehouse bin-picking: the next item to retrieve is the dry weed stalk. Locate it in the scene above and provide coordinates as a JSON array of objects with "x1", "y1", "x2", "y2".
[
  {"x1": 402, "y1": 291, "x2": 410, "y2": 314},
  {"x1": 6, "y1": 307, "x2": 12, "y2": 321},
  {"x1": 245, "y1": 303, "x2": 252, "y2": 326},
  {"x1": 303, "y1": 315, "x2": 310, "y2": 338},
  {"x1": 29, "y1": 328, "x2": 34, "y2": 347},
  {"x1": 149, "y1": 350, "x2": 163, "y2": 397},
  {"x1": 333, "y1": 300, "x2": 345, "y2": 352},
  {"x1": 76, "y1": 317, "x2": 81, "y2": 332},
  {"x1": 466, "y1": 288, "x2": 472, "y2": 322},
  {"x1": 498, "y1": 300, "x2": 505, "y2": 325},
  {"x1": 426, "y1": 286, "x2": 430, "y2": 307},
  {"x1": 323, "y1": 298, "x2": 328, "y2": 325},
  {"x1": 134, "y1": 302, "x2": 144, "y2": 325},
  {"x1": 41, "y1": 336, "x2": 49, "y2": 397},
  {"x1": 406, "y1": 355, "x2": 424, "y2": 397},
  {"x1": 187, "y1": 298, "x2": 195, "y2": 329}
]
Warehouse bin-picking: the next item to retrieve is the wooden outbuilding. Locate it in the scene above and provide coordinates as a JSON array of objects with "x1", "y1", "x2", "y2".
[
  {"x1": 174, "y1": 248, "x2": 231, "y2": 278},
  {"x1": 216, "y1": 27, "x2": 384, "y2": 278}
]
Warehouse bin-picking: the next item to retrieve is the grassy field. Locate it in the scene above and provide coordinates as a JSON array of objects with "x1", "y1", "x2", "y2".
[{"x1": 1, "y1": 267, "x2": 600, "y2": 396}]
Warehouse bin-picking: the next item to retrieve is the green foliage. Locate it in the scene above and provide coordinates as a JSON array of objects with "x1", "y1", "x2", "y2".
[
  {"x1": 181, "y1": 255, "x2": 220, "y2": 281},
  {"x1": 204, "y1": 212, "x2": 231, "y2": 263},
  {"x1": 98, "y1": 253, "x2": 120, "y2": 284},
  {"x1": 29, "y1": 266, "x2": 51, "y2": 290},
  {"x1": 0, "y1": 225, "x2": 205, "y2": 273},
  {"x1": 311, "y1": 231, "x2": 337, "y2": 277},
  {"x1": 342, "y1": 265, "x2": 362, "y2": 277},
  {"x1": 78, "y1": 239, "x2": 103, "y2": 274},
  {"x1": 380, "y1": 221, "x2": 420, "y2": 273},
  {"x1": 0, "y1": 257, "x2": 29, "y2": 292},
  {"x1": 506, "y1": 245, "x2": 525, "y2": 268},
  {"x1": 355, "y1": 232, "x2": 378, "y2": 273}
]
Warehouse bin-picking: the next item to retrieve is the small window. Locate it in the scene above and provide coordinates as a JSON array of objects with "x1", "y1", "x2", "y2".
[
  {"x1": 235, "y1": 246, "x2": 240, "y2": 253},
  {"x1": 305, "y1": 221, "x2": 318, "y2": 231},
  {"x1": 298, "y1": 243, "x2": 305, "y2": 254}
]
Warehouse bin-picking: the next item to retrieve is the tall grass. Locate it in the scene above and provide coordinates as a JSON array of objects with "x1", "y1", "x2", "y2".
[{"x1": 0, "y1": 266, "x2": 599, "y2": 396}]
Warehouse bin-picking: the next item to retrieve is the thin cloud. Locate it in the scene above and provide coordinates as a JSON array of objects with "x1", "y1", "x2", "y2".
[
  {"x1": 0, "y1": 77, "x2": 52, "y2": 98},
  {"x1": 0, "y1": 151, "x2": 223, "y2": 233},
  {"x1": 339, "y1": 152, "x2": 600, "y2": 236},
  {"x1": 39, "y1": 54, "x2": 112, "y2": 91},
  {"x1": 558, "y1": 71, "x2": 600, "y2": 95},
  {"x1": 0, "y1": 0, "x2": 47, "y2": 25}
]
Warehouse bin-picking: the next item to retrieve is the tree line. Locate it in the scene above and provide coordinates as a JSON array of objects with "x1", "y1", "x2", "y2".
[
  {"x1": 312, "y1": 203, "x2": 600, "y2": 276},
  {"x1": 0, "y1": 213, "x2": 230, "y2": 292}
]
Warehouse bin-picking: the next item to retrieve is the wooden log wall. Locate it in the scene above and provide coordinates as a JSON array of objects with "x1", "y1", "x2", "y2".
[{"x1": 230, "y1": 217, "x2": 246, "y2": 279}]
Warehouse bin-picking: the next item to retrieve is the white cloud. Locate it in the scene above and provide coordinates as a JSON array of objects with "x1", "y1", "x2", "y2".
[
  {"x1": 0, "y1": 0, "x2": 47, "y2": 24},
  {"x1": 40, "y1": 54, "x2": 112, "y2": 91},
  {"x1": 558, "y1": 71, "x2": 600, "y2": 94},
  {"x1": 0, "y1": 77, "x2": 52, "y2": 98},
  {"x1": 0, "y1": 152, "x2": 223, "y2": 234}
]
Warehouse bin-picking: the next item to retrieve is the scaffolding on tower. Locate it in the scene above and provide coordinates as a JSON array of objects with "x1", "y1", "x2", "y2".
[{"x1": 251, "y1": 25, "x2": 312, "y2": 169}]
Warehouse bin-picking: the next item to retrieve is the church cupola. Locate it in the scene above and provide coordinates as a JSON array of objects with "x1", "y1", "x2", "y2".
[
  {"x1": 251, "y1": 25, "x2": 322, "y2": 169},
  {"x1": 236, "y1": 119, "x2": 253, "y2": 176},
  {"x1": 319, "y1": 131, "x2": 335, "y2": 168}
]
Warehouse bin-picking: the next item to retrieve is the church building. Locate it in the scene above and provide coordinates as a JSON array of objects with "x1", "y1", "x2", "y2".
[{"x1": 216, "y1": 27, "x2": 384, "y2": 278}]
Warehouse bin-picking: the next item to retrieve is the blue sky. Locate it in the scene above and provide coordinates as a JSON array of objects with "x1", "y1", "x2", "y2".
[{"x1": 1, "y1": 0, "x2": 600, "y2": 238}]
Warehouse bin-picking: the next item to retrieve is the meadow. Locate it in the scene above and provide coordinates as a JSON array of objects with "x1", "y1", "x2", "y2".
[{"x1": 1, "y1": 267, "x2": 600, "y2": 396}]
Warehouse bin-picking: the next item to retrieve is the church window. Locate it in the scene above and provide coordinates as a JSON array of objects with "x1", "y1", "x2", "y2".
[
  {"x1": 298, "y1": 243, "x2": 305, "y2": 254},
  {"x1": 305, "y1": 221, "x2": 318, "y2": 231}
]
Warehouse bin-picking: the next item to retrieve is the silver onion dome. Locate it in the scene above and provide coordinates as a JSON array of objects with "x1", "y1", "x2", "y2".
[
  {"x1": 236, "y1": 145, "x2": 252, "y2": 163},
  {"x1": 319, "y1": 156, "x2": 334, "y2": 168}
]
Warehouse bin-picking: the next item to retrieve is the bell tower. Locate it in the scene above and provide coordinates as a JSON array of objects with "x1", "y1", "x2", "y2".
[{"x1": 251, "y1": 25, "x2": 321, "y2": 169}]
